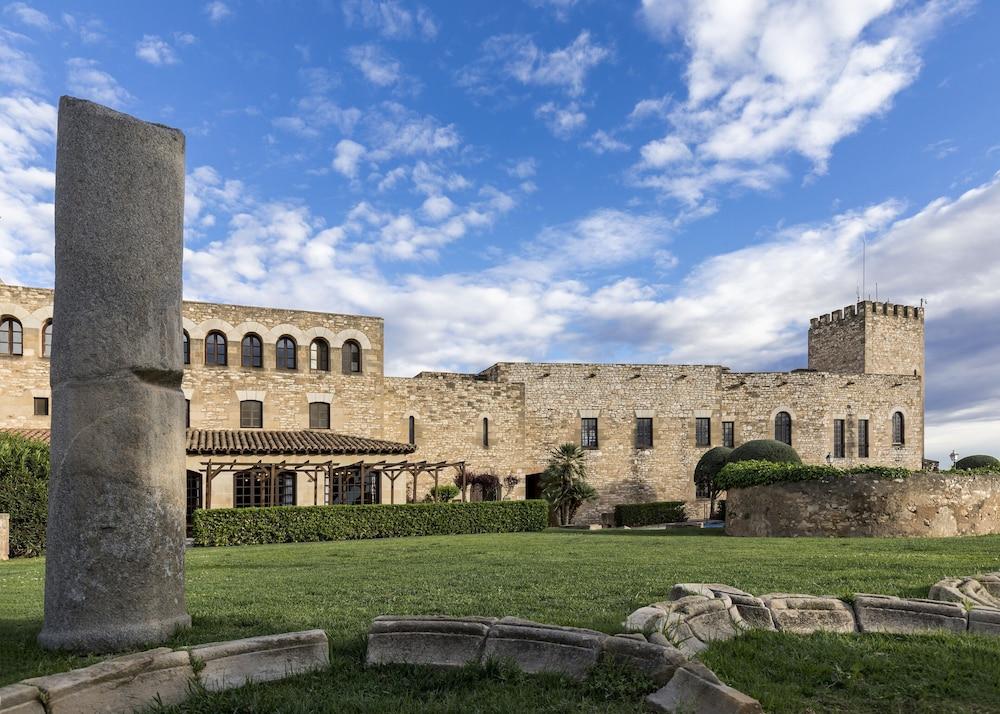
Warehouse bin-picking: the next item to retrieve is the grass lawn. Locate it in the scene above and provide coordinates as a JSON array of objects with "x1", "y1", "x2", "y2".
[{"x1": 2, "y1": 529, "x2": 1000, "y2": 712}]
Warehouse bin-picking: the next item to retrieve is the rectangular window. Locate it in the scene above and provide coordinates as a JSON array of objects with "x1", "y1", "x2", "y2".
[
  {"x1": 722, "y1": 421, "x2": 734, "y2": 448},
  {"x1": 240, "y1": 400, "x2": 263, "y2": 429},
  {"x1": 858, "y1": 419, "x2": 869, "y2": 458},
  {"x1": 482, "y1": 417, "x2": 489, "y2": 448},
  {"x1": 635, "y1": 417, "x2": 653, "y2": 449},
  {"x1": 309, "y1": 402, "x2": 331, "y2": 429},
  {"x1": 185, "y1": 399, "x2": 190, "y2": 428},
  {"x1": 33, "y1": 397, "x2": 48, "y2": 416},
  {"x1": 581, "y1": 417, "x2": 599, "y2": 449},
  {"x1": 833, "y1": 419, "x2": 845, "y2": 459},
  {"x1": 695, "y1": 417, "x2": 711, "y2": 447}
]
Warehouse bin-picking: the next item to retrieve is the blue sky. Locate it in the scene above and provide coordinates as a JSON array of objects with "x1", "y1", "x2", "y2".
[{"x1": 0, "y1": 0, "x2": 998, "y2": 463}]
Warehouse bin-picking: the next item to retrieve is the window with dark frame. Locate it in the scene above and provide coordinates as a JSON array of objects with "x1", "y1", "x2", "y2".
[
  {"x1": 33, "y1": 397, "x2": 48, "y2": 416},
  {"x1": 182, "y1": 330, "x2": 189, "y2": 365},
  {"x1": 309, "y1": 401, "x2": 331, "y2": 429},
  {"x1": 774, "y1": 411, "x2": 792, "y2": 445},
  {"x1": 240, "y1": 399, "x2": 263, "y2": 429},
  {"x1": 310, "y1": 338, "x2": 330, "y2": 371},
  {"x1": 858, "y1": 418, "x2": 869, "y2": 457},
  {"x1": 278, "y1": 472, "x2": 296, "y2": 506},
  {"x1": 325, "y1": 467, "x2": 379, "y2": 505},
  {"x1": 695, "y1": 417, "x2": 711, "y2": 447},
  {"x1": 241, "y1": 334, "x2": 263, "y2": 368},
  {"x1": 482, "y1": 417, "x2": 489, "y2": 447},
  {"x1": 342, "y1": 340, "x2": 362, "y2": 374},
  {"x1": 276, "y1": 336, "x2": 297, "y2": 370},
  {"x1": 892, "y1": 411, "x2": 905, "y2": 446},
  {"x1": 408, "y1": 415, "x2": 415, "y2": 445},
  {"x1": 833, "y1": 419, "x2": 845, "y2": 458},
  {"x1": 205, "y1": 331, "x2": 227, "y2": 365},
  {"x1": 0, "y1": 317, "x2": 23, "y2": 356},
  {"x1": 42, "y1": 321, "x2": 53, "y2": 358},
  {"x1": 581, "y1": 417, "x2": 599, "y2": 449},
  {"x1": 722, "y1": 421, "x2": 734, "y2": 448},
  {"x1": 185, "y1": 399, "x2": 190, "y2": 428},
  {"x1": 635, "y1": 417, "x2": 653, "y2": 449}
]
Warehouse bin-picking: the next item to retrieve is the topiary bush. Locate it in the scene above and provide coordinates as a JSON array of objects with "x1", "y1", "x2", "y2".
[
  {"x1": 716, "y1": 460, "x2": 911, "y2": 490},
  {"x1": 727, "y1": 439, "x2": 801, "y2": 465},
  {"x1": 0, "y1": 434, "x2": 50, "y2": 558},
  {"x1": 694, "y1": 446, "x2": 732, "y2": 517},
  {"x1": 613, "y1": 501, "x2": 686, "y2": 528},
  {"x1": 192, "y1": 499, "x2": 549, "y2": 546},
  {"x1": 954, "y1": 455, "x2": 1000, "y2": 471}
]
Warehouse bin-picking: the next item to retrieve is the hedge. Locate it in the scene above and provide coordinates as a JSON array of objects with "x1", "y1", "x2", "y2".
[
  {"x1": 192, "y1": 499, "x2": 549, "y2": 546},
  {"x1": 613, "y1": 501, "x2": 686, "y2": 528},
  {"x1": 727, "y1": 439, "x2": 801, "y2": 465},
  {"x1": 954, "y1": 455, "x2": 1000, "y2": 471},
  {"x1": 715, "y1": 460, "x2": 912, "y2": 490},
  {"x1": 0, "y1": 434, "x2": 50, "y2": 558}
]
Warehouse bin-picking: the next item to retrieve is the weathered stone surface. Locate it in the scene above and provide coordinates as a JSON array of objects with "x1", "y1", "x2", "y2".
[
  {"x1": 601, "y1": 635, "x2": 685, "y2": 685},
  {"x1": 0, "y1": 684, "x2": 44, "y2": 714},
  {"x1": 646, "y1": 632, "x2": 675, "y2": 650},
  {"x1": 762, "y1": 594, "x2": 857, "y2": 634},
  {"x1": 969, "y1": 607, "x2": 1000, "y2": 637},
  {"x1": 39, "y1": 97, "x2": 189, "y2": 653},
  {"x1": 959, "y1": 579, "x2": 1000, "y2": 608},
  {"x1": 624, "y1": 605, "x2": 667, "y2": 634},
  {"x1": 190, "y1": 629, "x2": 329, "y2": 692},
  {"x1": 929, "y1": 576, "x2": 1000, "y2": 607},
  {"x1": 23, "y1": 648, "x2": 193, "y2": 713},
  {"x1": 367, "y1": 616, "x2": 494, "y2": 667},
  {"x1": 928, "y1": 577, "x2": 969, "y2": 604},
  {"x1": 662, "y1": 595, "x2": 744, "y2": 655},
  {"x1": 0, "y1": 513, "x2": 8, "y2": 561},
  {"x1": 613, "y1": 632, "x2": 648, "y2": 642},
  {"x1": 646, "y1": 662, "x2": 763, "y2": 714},
  {"x1": 481, "y1": 617, "x2": 606, "y2": 679},
  {"x1": 853, "y1": 594, "x2": 967, "y2": 634}
]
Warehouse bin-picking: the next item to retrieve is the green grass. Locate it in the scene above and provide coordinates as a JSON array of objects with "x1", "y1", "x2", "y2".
[{"x1": 3, "y1": 529, "x2": 1000, "y2": 712}]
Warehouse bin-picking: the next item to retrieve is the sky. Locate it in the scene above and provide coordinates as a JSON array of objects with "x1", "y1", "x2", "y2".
[{"x1": 0, "y1": 0, "x2": 998, "y2": 464}]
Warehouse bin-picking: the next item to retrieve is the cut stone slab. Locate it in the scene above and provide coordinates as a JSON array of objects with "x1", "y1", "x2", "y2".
[
  {"x1": 190, "y1": 629, "x2": 329, "y2": 692},
  {"x1": 646, "y1": 662, "x2": 763, "y2": 714},
  {"x1": 22, "y1": 647, "x2": 193, "y2": 714},
  {"x1": 928, "y1": 577, "x2": 968, "y2": 605},
  {"x1": 762, "y1": 594, "x2": 857, "y2": 634},
  {"x1": 481, "y1": 617, "x2": 607, "y2": 680},
  {"x1": 624, "y1": 605, "x2": 667, "y2": 634},
  {"x1": 612, "y1": 633, "x2": 648, "y2": 642},
  {"x1": 969, "y1": 607, "x2": 1000, "y2": 637},
  {"x1": 367, "y1": 615, "x2": 495, "y2": 667},
  {"x1": 0, "y1": 684, "x2": 44, "y2": 714},
  {"x1": 601, "y1": 634, "x2": 686, "y2": 685},
  {"x1": 853, "y1": 594, "x2": 967, "y2": 634},
  {"x1": 662, "y1": 595, "x2": 744, "y2": 655}
]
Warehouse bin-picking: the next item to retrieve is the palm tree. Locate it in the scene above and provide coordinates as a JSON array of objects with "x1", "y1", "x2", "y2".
[{"x1": 541, "y1": 443, "x2": 598, "y2": 525}]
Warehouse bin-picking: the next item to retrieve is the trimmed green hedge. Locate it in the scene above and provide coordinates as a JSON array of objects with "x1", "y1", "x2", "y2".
[
  {"x1": 955, "y1": 455, "x2": 1000, "y2": 471},
  {"x1": 192, "y1": 499, "x2": 549, "y2": 546},
  {"x1": 0, "y1": 434, "x2": 50, "y2": 558},
  {"x1": 727, "y1": 439, "x2": 801, "y2": 465},
  {"x1": 613, "y1": 501, "x2": 686, "y2": 528},
  {"x1": 716, "y1": 460, "x2": 912, "y2": 490}
]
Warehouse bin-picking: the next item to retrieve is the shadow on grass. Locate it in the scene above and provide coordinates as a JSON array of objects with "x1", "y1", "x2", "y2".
[{"x1": 543, "y1": 526, "x2": 724, "y2": 537}]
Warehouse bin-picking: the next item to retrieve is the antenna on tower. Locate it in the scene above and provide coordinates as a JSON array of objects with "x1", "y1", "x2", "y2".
[{"x1": 862, "y1": 233, "x2": 866, "y2": 301}]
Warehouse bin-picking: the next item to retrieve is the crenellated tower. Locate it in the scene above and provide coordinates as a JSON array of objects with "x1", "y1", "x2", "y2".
[{"x1": 808, "y1": 301, "x2": 925, "y2": 377}]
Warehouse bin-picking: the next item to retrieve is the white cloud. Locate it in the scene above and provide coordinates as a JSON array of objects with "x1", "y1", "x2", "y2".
[
  {"x1": 135, "y1": 35, "x2": 179, "y2": 66},
  {"x1": 421, "y1": 194, "x2": 454, "y2": 221},
  {"x1": 332, "y1": 139, "x2": 367, "y2": 178},
  {"x1": 527, "y1": 0, "x2": 579, "y2": 21},
  {"x1": 62, "y1": 13, "x2": 106, "y2": 44},
  {"x1": 365, "y1": 102, "x2": 461, "y2": 161},
  {"x1": 506, "y1": 158, "x2": 536, "y2": 179},
  {"x1": 535, "y1": 101, "x2": 586, "y2": 139},
  {"x1": 204, "y1": 1, "x2": 232, "y2": 24},
  {"x1": 640, "y1": 135, "x2": 691, "y2": 167},
  {"x1": 346, "y1": 44, "x2": 401, "y2": 86},
  {"x1": 342, "y1": 0, "x2": 438, "y2": 40},
  {"x1": 0, "y1": 28, "x2": 42, "y2": 88},
  {"x1": 3, "y1": 2, "x2": 54, "y2": 31},
  {"x1": 584, "y1": 129, "x2": 630, "y2": 154},
  {"x1": 628, "y1": 94, "x2": 671, "y2": 123},
  {"x1": 272, "y1": 96, "x2": 361, "y2": 139},
  {"x1": 65, "y1": 58, "x2": 133, "y2": 109}
]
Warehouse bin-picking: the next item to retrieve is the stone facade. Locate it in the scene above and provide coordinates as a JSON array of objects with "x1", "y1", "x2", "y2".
[{"x1": 0, "y1": 284, "x2": 925, "y2": 521}]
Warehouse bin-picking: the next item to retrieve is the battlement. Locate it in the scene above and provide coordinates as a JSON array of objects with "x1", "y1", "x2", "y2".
[{"x1": 810, "y1": 301, "x2": 924, "y2": 329}]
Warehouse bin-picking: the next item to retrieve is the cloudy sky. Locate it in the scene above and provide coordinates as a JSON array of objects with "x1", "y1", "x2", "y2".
[{"x1": 0, "y1": 0, "x2": 997, "y2": 463}]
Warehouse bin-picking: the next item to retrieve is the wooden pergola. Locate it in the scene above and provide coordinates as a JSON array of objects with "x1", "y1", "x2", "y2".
[{"x1": 199, "y1": 458, "x2": 467, "y2": 508}]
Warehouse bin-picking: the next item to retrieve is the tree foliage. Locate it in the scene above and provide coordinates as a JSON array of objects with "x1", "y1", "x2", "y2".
[
  {"x1": 540, "y1": 443, "x2": 598, "y2": 526},
  {"x1": 0, "y1": 434, "x2": 50, "y2": 558}
]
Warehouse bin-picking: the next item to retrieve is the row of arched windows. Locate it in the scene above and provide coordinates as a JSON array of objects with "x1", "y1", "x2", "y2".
[
  {"x1": 772, "y1": 410, "x2": 905, "y2": 448},
  {"x1": 0, "y1": 317, "x2": 51, "y2": 357},
  {"x1": 183, "y1": 331, "x2": 362, "y2": 374}
]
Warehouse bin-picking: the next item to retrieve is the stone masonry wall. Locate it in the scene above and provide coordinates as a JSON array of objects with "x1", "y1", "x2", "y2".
[{"x1": 808, "y1": 301, "x2": 925, "y2": 378}]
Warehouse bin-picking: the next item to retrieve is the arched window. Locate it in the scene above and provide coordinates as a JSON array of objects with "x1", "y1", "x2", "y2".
[
  {"x1": 42, "y1": 320, "x2": 53, "y2": 358},
  {"x1": 241, "y1": 334, "x2": 263, "y2": 368},
  {"x1": 774, "y1": 411, "x2": 792, "y2": 445},
  {"x1": 205, "y1": 331, "x2": 227, "y2": 366},
  {"x1": 276, "y1": 336, "x2": 297, "y2": 370},
  {"x1": 482, "y1": 417, "x2": 489, "y2": 448},
  {"x1": 408, "y1": 415, "x2": 415, "y2": 445},
  {"x1": 182, "y1": 330, "x2": 190, "y2": 365},
  {"x1": 892, "y1": 411, "x2": 905, "y2": 446},
  {"x1": 0, "y1": 317, "x2": 23, "y2": 356},
  {"x1": 309, "y1": 401, "x2": 330, "y2": 429},
  {"x1": 342, "y1": 339, "x2": 361, "y2": 374},
  {"x1": 310, "y1": 338, "x2": 330, "y2": 371},
  {"x1": 240, "y1": 399, "x2": 263, "y2": 429}
]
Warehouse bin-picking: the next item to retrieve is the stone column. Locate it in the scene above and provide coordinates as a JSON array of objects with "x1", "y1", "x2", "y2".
[{"x1": 39, "y1": 97, "x2": 190, "y2": 653}]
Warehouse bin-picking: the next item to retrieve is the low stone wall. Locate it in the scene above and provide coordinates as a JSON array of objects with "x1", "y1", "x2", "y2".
[
  {"x1": 725, "y1": 472, "x2": 1000, "y2": 537},
  {"x1": 0, "y1": 630, "x2": 328, "y2": 714}
]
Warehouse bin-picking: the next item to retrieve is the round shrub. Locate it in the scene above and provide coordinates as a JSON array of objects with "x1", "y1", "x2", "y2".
[
  {"x1": 694, "y1": 446, "x2": 733, "y2": 487},
  {"x1": 0, "y1": 434, "x2": 50, "y2": 558},
  {"x1": 727, "y1": 439, "x2": 801, "y2": 465},
  {"x1": 955, "y1": 454, "x2": 1000, "y2": 471}
]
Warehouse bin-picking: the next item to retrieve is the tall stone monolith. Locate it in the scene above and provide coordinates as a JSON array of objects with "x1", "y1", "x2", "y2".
[{"x1": 38, "y1": 97, "x2": 190, "y2": 653}]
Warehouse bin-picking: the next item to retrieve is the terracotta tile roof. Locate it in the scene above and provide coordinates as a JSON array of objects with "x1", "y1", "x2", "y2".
[
  {"x1": 186, "y1": 429, "x2": 416, "y2": 456},
  {"x1": 0, "y1": 428, "x2": 51, "y2": 444}
]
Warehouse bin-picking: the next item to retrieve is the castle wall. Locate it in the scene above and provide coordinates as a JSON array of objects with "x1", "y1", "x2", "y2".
[
  {"x1": 808, "y1": 301, "x2": 925, "y2": 377},
  {"x1": 0, "y1": 285, "x2": 55, "y2": 431}
]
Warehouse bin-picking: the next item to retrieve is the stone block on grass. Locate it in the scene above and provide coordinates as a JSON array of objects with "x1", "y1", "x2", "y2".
[
  {"x1": 853, "y1": 594, "x2": 967, "y2": 634},
  {"x1": 600, "y1": 635, "x2": 686, "y2": 685},
  {"x1": 646, "y1": 661, "x2": 763, "y2": 714},
  {"x1": 969, "y1": 607, "x2": 1000, "y2": 637},
  {"x1": 0, "y1": 684, "x2": 44, "y2": 714},
  {"x1": 189, "y1": 629, "x2": 328, "y2": 692},
  {"x1": 762, "y1": 594, "x2": 856, "y2": 634},
  {"x1": 481, "y1": 617, "x2": 607, "y2": 680},
  {"x1": 22, "y1": 648, "x2": 194, "y2": 714},
  {"x1": 662, "y1": 596, "x2": 745, "y2": 655},
  {"x1": 623, "y1": 605, "x2": 667, "y2": 634},
  {"x1": 367, "y1": 615, "x2": 495, "y2": 667}
]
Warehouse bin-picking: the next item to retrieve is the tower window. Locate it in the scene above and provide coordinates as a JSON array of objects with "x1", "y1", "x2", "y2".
[
  {"x1": 482, "y1": 417, "x2": 489, "y2": 448},
  {"x1": 636, "y1": 417, "x2": 653, "y2": 449},
  {"x1": 0, "y1": 317, "x2": 23, "y2": 356},
  {"x1": 833, "y1": 419, "x2": 845, "y2": 459},
  {"x1": 241, "y1": 334, "x2": 263, "y2": 368},
  {"x1": 892, "y1": 411, "x2": 905, "y2": 446},
  {"x1": 240, "y1": 399, "x2": 263, "y2": 429},
  {"x1": 309, "y1": 402, "x2": 331, "y2": 430},
  {"x1": 310, "y1": 338, "x2": 330, "y2": 371},
  {"x1": 408, "y1": 415, "x2": 415, "y2": 445},
  {"x1": 774, "y1": 411, "x2": 792, "y2": 445},
  {"x1": 695, "y1": 417, "x2": 711, "y2": 447},
  {"x1": 182, "y1": 330, "x2": 190, "y2": 365},
  {"x1": 186, "y1": 399, "x2": 191, "y2": 428},
  {"x1": 581, "y1": 418, "x2": 598, "y2": 449},
  {"x1": 342, "y1": 339, "x2": 362, "y2": 374}
]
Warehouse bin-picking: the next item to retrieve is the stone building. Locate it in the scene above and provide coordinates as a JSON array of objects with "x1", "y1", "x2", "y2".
[{"x1": 0, "y1": 283, "x2": 925, "y2": 523}]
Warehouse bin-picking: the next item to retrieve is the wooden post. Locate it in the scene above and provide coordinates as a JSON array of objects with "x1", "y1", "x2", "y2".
[
  {"x1": 313, "y1": 468, "x2": 318, "y2": 505},
  {"x1": 205, "y1": 463, "x2": 213, "y2": 510},
  {"x1": 460, "y1": 463, "x2": 467, "y2": 502},
  {"x1": 360, "y1": 464, "x2": 367, "y2": 505},
  {"x1": 269, "y1": 464, "x2": 277, "y2": 507}
]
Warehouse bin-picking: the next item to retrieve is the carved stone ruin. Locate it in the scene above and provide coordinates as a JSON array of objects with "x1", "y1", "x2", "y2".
[{"x1": 38, "y1": 97, "x2": 190, "y2": 653}]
